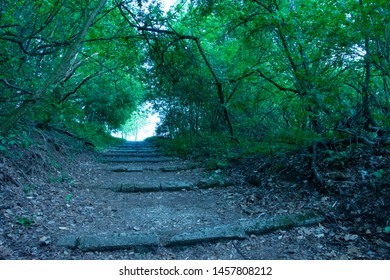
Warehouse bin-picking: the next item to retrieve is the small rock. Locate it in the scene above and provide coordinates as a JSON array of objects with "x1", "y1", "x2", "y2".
[
  {"x1": 344, "y1": 233, "x2": 358, "y2": 241},
  {"x1": 0, "y1": 245, "x2": 13, "y2": 258},
  {"x1": 59, "y1": 227, "x2": 70, "y2": 231},
  {"x1": 39, "y1": 236, "x2": 52, "y2": 246}
]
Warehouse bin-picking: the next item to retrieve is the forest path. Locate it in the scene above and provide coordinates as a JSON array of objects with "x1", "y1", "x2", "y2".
[{"x1": 57, "y1": 141, "x2": 324, "y2": 259}]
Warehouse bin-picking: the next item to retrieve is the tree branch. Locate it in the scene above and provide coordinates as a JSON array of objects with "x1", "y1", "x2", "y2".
[
  {"x1": 0, "y1": 79, "x2": 33, "y2": 95},
  {"x1": 0, "y1": 24, "x2": 21, "y2": 29},
  {"x1": 59, "y1": 72, "x2": 100, "y2": 104},
  {"x1": 257, "y1": 70, "x2": 300, "y2": 93}
]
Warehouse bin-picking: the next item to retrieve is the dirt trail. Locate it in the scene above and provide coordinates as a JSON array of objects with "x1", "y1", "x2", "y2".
[
  {"x1": 54, "y1": 141, "x2": 324, "y2": 259},
  {"x1": 2, "y1": 136, "x2": 388, "y2": 260}
]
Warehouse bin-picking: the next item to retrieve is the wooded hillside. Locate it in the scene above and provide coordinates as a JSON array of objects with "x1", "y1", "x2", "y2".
[{"x1": 0, "y1": 0, "x2": 389, "y2": 261}]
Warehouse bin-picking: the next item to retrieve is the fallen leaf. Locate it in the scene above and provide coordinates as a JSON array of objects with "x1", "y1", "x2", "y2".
[
  {"x1": 344, "y1": 234, "x2": 358, "y2": 241},
  {"x1": 348, "y1": 245, "x2": 361, "y2": 255},
  {"x1": 58, "y1": 227, "x2": 69, "y2": 230}
]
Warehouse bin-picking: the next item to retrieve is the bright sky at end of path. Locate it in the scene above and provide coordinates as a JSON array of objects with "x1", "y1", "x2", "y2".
[
  {"x1": 113, "y1": 0, "x2": 175, "y2": 141},
  {"x1": 135, "y1": 111, "x2": 160, "y2": 141},
  {"x1": 112, "y1": 106, "x2": 160, "y2": 141},
  {"x1": 128, "y1": 0, "x2": 175, "y2": 140}
]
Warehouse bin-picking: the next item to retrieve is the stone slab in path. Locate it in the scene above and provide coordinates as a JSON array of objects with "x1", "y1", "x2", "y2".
[
  {"x1": 101, "y1": 157, "x2": 176, "y2": 163},
  {"x1": 106, "y1": 166, "x2": 196, "y2": 172},
  {"x1": 57, "y1": 212, "x2": 324, "y2": 252},
  {"x1": 103, "y1": 152, "x2": 164, "y2": 157},
  {"x1": 57, "y1": 233, "x2": 159, "y2": 252},
  {"x1": 240, "y1": 212, "x2": 326, "y2": 235},
  {"x1": 160, "y1": 166, "x2": 196, "y2": 172},
  {"x1": 102, "y1": 182, "x2": 195, "y2": 192},
  {"x1": 108, "y1": 147, "x2": 157, "y2": 151},
  {"x1": 167, "y1": 224, "x2": 247, "y2": 246},
  {"x1": 94, "y1": 179, "x2": 235, "y2": 193},
  {"x1": 108, "y1": 166, "x2": 144, "y2": 172},
  {"x1": 160, "y1": 181, "x2": 194, "y2": 191}
]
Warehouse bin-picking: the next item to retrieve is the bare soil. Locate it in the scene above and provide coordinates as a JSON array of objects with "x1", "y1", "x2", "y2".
[{"x1": 0, "y1": 131, "x2": 389, "y2": 260}]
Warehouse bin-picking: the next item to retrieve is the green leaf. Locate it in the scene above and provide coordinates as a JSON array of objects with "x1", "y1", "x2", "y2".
[
  {"x1": 373, "y1": 169, "x2": 385, "y2": 179},
  {"x1": 16, "y1": 216, "x2": 34, "y2": 227}
]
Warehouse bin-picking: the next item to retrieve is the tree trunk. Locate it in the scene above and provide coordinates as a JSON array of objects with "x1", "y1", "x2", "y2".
[{"x1": 359, "y1": 0, "x2": 375, "y2": 128}]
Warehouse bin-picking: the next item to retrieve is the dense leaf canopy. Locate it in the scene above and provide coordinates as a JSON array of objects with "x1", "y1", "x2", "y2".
[{"x1": 1, "y1": 0, "x2": 389, "y2": 146}]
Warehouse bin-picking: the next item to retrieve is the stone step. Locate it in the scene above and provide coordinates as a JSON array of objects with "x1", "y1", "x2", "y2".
[
  {"x1": 113, "y1": 142, "x2": 152, "y2": 145},
  {"x1": 106, "y1": 165, "x2": 195, "y2": 172},
  {"x1": 159, "y1": 165, "x2": 196, "y2": 172},
  {"x1": 101, "y1": 157, "x2": 176, "y2": 163},
  {"x1": 102, "y1": 182, "x2": 195, "y2": 192},
  {"x1": 86, "y1": 178, "x2": 234, "y2": 193},
  {"x1": 108, "y1": 167, "x2": 144, "y2": 172},
  {"x1": 57, "y1": 233, "x2": 159, "y2": 252},
  {"x1": 103, "y1": 152, "x2": 164, "y2": 157},
  {"x1": 107, "y1": 148, "x2": 158, "y2": 153},
  {"x1": 119, "y1": 141, "x2": 152, "y2": 145},
  {"x1": 111, "y1": 144, "x2": 155, "y2": 149},
  {"x1": 57, "y1": 212, "x2": 325, "y2": 252}
]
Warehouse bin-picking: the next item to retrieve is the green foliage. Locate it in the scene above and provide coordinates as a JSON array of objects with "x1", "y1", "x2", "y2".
[
  {"x1": 66, "y1": 121, "x2": 123, "y2": 150},
  {"x1": 373, "y1": 169, "x2": 386, "y2": 179},
  {"x1": 0, "y1": 131, "x2": 33, "y2": 153},
  {"x1": 145, "y1": 0, "x2": 389, "y2": 155},
  {"x1": 1, "y1": 0, "x2": 389, "y2": 160},
  {"x1": 15, "y1": 216, "x2": 34, "y2": 227},
  {"x1": 22, "y1": 184, "x2": 34, "y2": 195},
  {"x1": 150, "y1": 133, "x2": 240, "y2": 169},
  {"x1": 323, "y1": 150, "x2": 349, "y2": 168},
  {"x1": 0, "y1": 0, "x2": 146, "y2": 138},
  {"x1": 49, "y1": 175, "x2": 63, "y2": 184}
]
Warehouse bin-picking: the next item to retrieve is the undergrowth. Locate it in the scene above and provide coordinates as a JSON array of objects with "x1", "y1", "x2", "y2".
[
  {"x1": 0, "y1": 124, "x2": 121, "y2": 192},
  {"x1": 147, "y1": 132, "x2": 311, "y2": 170},
  {"x1": 64, "y1": 122, "x2": 124, "y2": 150}
]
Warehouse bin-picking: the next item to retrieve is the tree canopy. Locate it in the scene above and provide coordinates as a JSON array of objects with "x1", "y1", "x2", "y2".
[{"x1": 1, "y1": 0, "x2": 389, "y2": 148}]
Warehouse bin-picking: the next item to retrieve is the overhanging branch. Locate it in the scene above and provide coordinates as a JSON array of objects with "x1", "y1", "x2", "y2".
[
  {"x1": 257, "y1": 70, "x2": 300, "y2": 94},
  {"x1": 0, "y1": 79, "x2": 33, "y2": 95},
  {"x1": 59, "y1": 72, "x2": 100, "y2": 104}
]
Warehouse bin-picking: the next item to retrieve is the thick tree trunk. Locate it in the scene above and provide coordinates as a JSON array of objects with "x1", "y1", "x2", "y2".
[{"x1": 0, "y1": 0, "x2": 107, "y2": 135}]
